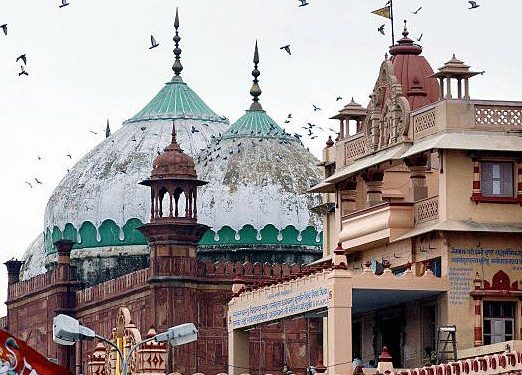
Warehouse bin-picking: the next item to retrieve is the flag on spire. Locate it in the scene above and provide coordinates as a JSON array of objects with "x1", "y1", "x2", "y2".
[
  {"x1": 0, "y1": 329, "x2": 71, "y2": 375},
  {"x1": 371, "y1": 5, "x2": 391, "y2": 19}
]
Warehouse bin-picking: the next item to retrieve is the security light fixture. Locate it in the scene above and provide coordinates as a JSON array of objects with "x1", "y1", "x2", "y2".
[{"x1": 53, "y1": 314, "x2": 198, "y2": 375}]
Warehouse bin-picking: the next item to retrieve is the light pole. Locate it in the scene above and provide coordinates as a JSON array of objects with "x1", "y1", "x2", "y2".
[{"x1": 53, "y1": 314, "x2": 198, "y2": 375}]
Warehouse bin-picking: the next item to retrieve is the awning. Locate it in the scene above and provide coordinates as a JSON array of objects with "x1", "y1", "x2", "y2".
[
  {"x1": 393, "y1": 220, "x2": 522, "y2": 242},
  {"x1": 308, "y1": 180, "x2": 336, "y2": 193},
  {"x1": 403, "y1": 130, "x2": 522, "y2": 158}
]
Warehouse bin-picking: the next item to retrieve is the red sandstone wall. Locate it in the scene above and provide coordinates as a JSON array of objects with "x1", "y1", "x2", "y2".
[{"x1": 5, "y1": 261, "x2": 322, "y2": 375}]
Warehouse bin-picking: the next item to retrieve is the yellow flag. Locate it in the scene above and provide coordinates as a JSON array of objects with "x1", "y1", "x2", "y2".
[{"x1": 371, "y1": 6, "x2": 391, "y2": 19}]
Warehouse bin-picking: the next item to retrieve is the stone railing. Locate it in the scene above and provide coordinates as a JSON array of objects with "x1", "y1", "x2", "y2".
[
  {"x1": 76, "y1": 267, "x2": 150, "y2": 305},
  {"x1": 7, "y1": 270, "x2": 59, "y2": 300},
  {"x1": 412, "y1": 106, "x2": 437, "y2": 139},
  {"x1": 475, "y1": 103, "x2": 522, "y2": 127},
  {"x1": 344, "y1": 132, "x2": 367, "y2": 164},
  {"x1": 414, "y1": 196, "x2": 439, "y2": 226},
  {"x1": 392, "y1": 351, "x2": 522, "y2": 375}
]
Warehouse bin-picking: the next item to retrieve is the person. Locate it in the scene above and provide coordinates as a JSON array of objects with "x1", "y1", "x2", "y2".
[{"x1": 353, "y1": 365, "x2": 364, "y2": 375}]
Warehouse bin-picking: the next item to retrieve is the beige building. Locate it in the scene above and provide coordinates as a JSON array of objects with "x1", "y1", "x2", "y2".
[{"x1": 228, "y1": 24, "x2": 522, "y2": 374}]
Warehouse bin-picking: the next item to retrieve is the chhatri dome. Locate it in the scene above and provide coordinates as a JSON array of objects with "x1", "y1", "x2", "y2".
[
  {"x1": 22, "y1": 9, "x2": 229, "y2": 278},
  {"x1": 196, "y1": 42, "x2": 323, "y2": 263}
]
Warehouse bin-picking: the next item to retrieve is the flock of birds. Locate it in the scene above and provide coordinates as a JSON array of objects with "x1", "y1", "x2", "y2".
[{"x1": 5, "y1": 0, "x2": 485, "y2": 188}]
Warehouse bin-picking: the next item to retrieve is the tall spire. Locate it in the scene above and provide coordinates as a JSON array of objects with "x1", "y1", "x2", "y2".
[
  {"x1": 249, "y1": 40, "x2": 263, "y2": 110},
  {"x1": 172, "y1": 7, "x2": 183, "y2": 80},
  {"x1": 105, "y1": 119, "x2": 111, "y2": 138}
]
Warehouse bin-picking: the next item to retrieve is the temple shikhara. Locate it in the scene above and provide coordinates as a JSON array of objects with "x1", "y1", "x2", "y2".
[{"x1": 2, "y1": 9, "x2": 522, "y2": 375}]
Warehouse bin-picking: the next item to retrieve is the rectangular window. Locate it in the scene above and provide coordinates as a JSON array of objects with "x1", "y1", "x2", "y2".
[
  {"x1": 480, "y1": 162, "x2": 514, "y2": 197},
  {"x1": 483, "y1": 301, "x2": 515, "y2": 345}
]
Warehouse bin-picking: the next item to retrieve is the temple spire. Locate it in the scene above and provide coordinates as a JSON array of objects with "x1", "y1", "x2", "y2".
[
  {"x1": 172, "y1": 7, "x2": 183, "y2": 80},
  {"x1": 249, "y1": 41, "x2": 263, "y2": 110}
]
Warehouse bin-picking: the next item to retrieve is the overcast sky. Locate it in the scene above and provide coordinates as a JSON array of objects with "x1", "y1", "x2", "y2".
[{"x1": 0, "y1": 0, "x2": 520, "y2": 315}]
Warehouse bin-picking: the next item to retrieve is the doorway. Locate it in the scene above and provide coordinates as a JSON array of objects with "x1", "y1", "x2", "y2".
[{"x1": 379, "y1": 317, "x2": 403, "y2": 368}]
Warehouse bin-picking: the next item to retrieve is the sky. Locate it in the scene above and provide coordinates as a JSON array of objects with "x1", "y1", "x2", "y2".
[{"x1": 0, "y1": 0, "x2": 520, "y2": 315}]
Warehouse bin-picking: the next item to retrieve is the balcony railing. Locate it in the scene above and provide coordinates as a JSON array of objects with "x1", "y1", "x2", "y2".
[
  {"x1": 414, "y1": 195, "x2": 439, "y2": 226},
  {"x1": 344, "y1": 132, "x2": 366, "y2": 164},
  {"x1": 412, "y1": 100, "x2": 522, "y2": 140}
]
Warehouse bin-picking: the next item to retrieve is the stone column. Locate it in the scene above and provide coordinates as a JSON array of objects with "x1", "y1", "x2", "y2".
[
  {"x1": 340, "y1": 119, "x2": 345, "y2": 139},
  {"x1": 363, "y1": 169, "x2": 384, "y2": 207},
  {"x1": 4, "y1": 259, "x2": 24, "y2": 285},
  {"x1": 405, "y1": 155, "x2": 429, "y2": 201},
  {"x1": 445, "y1": 77, "x2": 452, "y2": 98},
  {"x1": 55, "y1": 239, "x2": 74, "y2": 282},
  {"x1": 472, "y1": 273, "x2": 483, "y2": 347},
  {"x1": 326, "y1": 269, "x2": 352, "y2": 375},
  {"x1": 340, "y1": 179, "x2": 357, "y2": 216},
  {"x1": 464, "y1": 78, "x2": 470, "y2": 99},
  {"x1": 515, "y1": 159, "x2": 522, "y2": 204},
  {"x1": 228, "y1": 329, "x2": 250, "y2": 375}
]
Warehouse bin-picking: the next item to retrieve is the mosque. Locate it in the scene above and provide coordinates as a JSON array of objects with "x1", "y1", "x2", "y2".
[
  {"x1": 3, "y1": 8, "x2": 522, "y2": 375},
  {"x1": 3, "y1": 9, "x2": 323, "y2": 375}
]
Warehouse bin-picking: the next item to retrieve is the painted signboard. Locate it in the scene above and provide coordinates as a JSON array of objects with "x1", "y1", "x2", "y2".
[{"x1": 230, "y1": 285, "x2": 329, "y2": 329}]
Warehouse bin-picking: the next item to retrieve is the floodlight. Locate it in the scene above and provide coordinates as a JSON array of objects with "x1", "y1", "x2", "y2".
[
  {"x1": 53, "y1": 314, "x2": 95, "y2": 345},
  {"x1": 155, "y1": 323, "x2": 198, "y2": 346}
]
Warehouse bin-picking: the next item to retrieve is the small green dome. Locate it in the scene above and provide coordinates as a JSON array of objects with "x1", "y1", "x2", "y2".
[{"x1": 222, "y1": 109, "x2": 294, "y2": 141}]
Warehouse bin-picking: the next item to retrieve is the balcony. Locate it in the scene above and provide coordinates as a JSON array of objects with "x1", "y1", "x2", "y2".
[
  {"x1": 339, "y1": 202, "x2": 414, "y2": 250},
  {"x1": 411, "y1": 99, "x2": 522, "y2": 141}
]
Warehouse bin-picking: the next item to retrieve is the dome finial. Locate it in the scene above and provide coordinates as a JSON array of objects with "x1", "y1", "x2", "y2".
[
  {"x1": 172, "y1": 7, "x2": 183, "y2": 79},
  {"x1": 171, "y1": 121, "x2": 178, "y2": 145},
  {"x1": 249, "y1": 40, "x2": 263, "y2": 110},
  {"x1": 402, "y1": 19, "x2": 409, "y2": 38}
]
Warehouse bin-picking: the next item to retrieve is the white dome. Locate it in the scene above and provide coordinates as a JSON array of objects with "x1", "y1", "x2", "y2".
[{"x1": 196, "y1": 108, "x2": 323, "y2": 249}]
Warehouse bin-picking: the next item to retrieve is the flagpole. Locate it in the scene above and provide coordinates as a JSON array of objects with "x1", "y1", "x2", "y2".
[{"x1": 390, "y1": 0, "x2": 395, "y2": 45}]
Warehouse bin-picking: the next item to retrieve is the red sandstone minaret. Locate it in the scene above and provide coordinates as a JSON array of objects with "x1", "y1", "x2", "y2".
[{"x1": 138, "y1": 122, "x2": 209, "y2": 276}]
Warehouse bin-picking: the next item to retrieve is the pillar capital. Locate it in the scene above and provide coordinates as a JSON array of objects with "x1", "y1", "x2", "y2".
[{"x1": 4, "y1": 259, "x2": 24, "y2": 285}]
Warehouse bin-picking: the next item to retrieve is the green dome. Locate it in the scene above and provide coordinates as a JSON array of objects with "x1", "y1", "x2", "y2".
[
  {"x1": 222, "y1": 109, "x2": 295, "y2": 141},
  {"x1": 125, "y1": 77, "x2": 225, "y2": 124}
]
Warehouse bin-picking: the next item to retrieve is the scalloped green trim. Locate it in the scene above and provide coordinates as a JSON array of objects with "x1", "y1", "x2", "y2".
[{"x1": 44, "y1": 220, "x2": 322, "y2": 254}]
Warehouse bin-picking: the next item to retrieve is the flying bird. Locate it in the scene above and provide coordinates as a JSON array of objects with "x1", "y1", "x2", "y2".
[
  {"x1": 18, "y1": 66, "x2": 28, "y2": 76},
  {"x1": 1, "y1": 24, "x2": 7, "y2": 36},
  {"x1": 284, "y1": 119, "x2": 290, "y2": 124},
  {"x1": 89, "y1": 130, "x2": 98, "y2": 135},
  {"x1": 16, "y1": 54, "x2": 27, "y2": 65},
  {"x1": 66, "y1": 154, "x2": 72, "y2": 159},
  {"x1": 287, "y1": 114, "x2": 292, "y2": 118},
  {"x1": 25, "y1": 181, "x2": 33, "y2": 188},
  {"x1": 411, "y1": 6, "x2": 422, "y2": 14},
  {"x1": 298, "y1": 0, "x2": 309, "y2": 7},
  {"x1": 468, "y1": 1, "x2": 479, "y2": 9},
  {"x1": 280, "y1": 45, "x2": 291, "y2": 55},
  {"x1": 336, "y1": 96, "x2": 342, "y2": 101},
  {"x1": 37, "y1": 155, "x2": 43, "y2": 160},
  {"x1": 313, "y1": 104, "x2": 321, "y2": 111},
  {"x1": 59, "y1": 0, "x2": 69, "y2": 8},
  {"x1": 416, "y1": 33, "x2": 423, "y2": 41},
  {"x1": 310, "y1": 135, "x2": 318, "y2": 139},
  {"x1": 149, "y1": 35, "x2": 159, "y2": 49},
  {"x1": 34, "y1": 178, "x2": 43, "y2": 185},
  {"x1": 378, "y1": 25, "x2": 385, "y2": 35}
]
